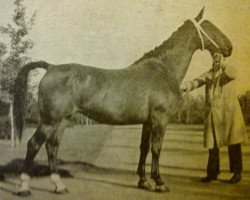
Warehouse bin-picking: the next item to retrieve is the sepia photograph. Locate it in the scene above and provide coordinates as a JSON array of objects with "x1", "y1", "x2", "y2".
[{"x1": 0, "y1": 0, "x2": 249, "y2": 199}]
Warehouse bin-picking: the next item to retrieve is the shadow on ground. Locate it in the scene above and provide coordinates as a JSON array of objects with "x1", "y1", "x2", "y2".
[
  {"x1": 0, "y1": 159, "x2": 72, "y2": 179},
  {"x1": 2, "y1": 158, "x2": 249, "y2": 185},
  {"x1": 0, "y1": 158, "x2": 137, "y2": 181}
]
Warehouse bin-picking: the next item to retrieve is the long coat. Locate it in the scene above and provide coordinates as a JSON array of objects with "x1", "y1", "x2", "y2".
[{"x1": 187, "y1": 64, "x2": 247, "y2": 148}]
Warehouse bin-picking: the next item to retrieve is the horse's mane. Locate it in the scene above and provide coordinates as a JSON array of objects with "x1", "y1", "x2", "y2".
[{"x1": 134, "y1": 20, "x2": 193, "y2": 65}]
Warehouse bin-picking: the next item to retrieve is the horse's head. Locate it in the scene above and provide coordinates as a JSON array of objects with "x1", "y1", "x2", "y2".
[{"x1": 192, "y1": 7, "x2": 233, "y2": 57}]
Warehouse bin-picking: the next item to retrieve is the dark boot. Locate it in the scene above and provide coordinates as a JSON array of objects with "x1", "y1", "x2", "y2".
[
  {"x1": 228, "y1": 173, "x2": 241, "y2": 184},
  {"x1": 201, "y1": 175, "x2": 217, "y2": 183}
]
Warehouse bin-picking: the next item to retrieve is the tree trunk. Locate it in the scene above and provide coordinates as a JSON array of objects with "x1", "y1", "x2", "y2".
[
  {"x1": 178, "y1": 109, "x2": 181, "y2": 123},
  {"x1": 9, "y1": 98, "x2": 15, "y2": 148},
  {"x1": 186, "y1": 91, "x2": 190, "y2": 125},
  {"x1": 86, "y1": 117, "x2": 89, "y2": 126}
]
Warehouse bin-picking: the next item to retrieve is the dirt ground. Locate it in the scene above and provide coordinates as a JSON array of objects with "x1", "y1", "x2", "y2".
[{"x1": 0, "y1": 124, "x2": 250, "y2": 200}]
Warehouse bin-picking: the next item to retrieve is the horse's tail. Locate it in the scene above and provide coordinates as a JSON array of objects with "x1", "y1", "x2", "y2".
[{"x1": 14, "y1": 61, "x2": 50, "y2": 141}]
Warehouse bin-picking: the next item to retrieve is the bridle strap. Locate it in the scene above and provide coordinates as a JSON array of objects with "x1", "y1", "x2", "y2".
[{"x1": 190, "y1": 18, "x2": 219, "y2": 51}]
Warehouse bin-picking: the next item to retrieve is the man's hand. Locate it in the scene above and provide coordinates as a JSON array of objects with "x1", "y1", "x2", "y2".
[
  {"x1": 180, "y1": 83, "x2": 187, "y2": 92},
  {"x1": 180, "y1": 82, "x2": 192, "y2": 92}
]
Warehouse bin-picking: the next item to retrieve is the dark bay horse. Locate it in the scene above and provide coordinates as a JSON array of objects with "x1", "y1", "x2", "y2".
[{"x1": 14, "y1": 8, "x2": 232, "y2": 195}]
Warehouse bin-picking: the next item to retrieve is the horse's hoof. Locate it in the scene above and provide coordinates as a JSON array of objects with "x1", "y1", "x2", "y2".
[
  {"x1": 138, "y1": 180, "x2": 152, "y2": 191},
  {"x1": 17, "y1": 190, "x2": 32, "y2": 196},
  {"x1": 155, "y1": 184, "x2": 170, "y2": 193},
  {"x1": 55, "y1": 188, "x2": 69, "y2": 194}
]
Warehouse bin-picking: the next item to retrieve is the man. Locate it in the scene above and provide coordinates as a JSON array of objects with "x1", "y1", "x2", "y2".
[{"x1": 181, "y1": 52, "x2": 247, "y2": 183}]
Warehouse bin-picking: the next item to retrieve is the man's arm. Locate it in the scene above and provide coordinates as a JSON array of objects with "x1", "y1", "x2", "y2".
[{"x1": 180, "y1": 71, "x2": 210, "y2": 92}]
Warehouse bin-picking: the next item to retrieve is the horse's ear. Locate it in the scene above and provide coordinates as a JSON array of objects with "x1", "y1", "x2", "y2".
[{"x1": 194, "y1": 6, "x2": 205, "y2": 22}]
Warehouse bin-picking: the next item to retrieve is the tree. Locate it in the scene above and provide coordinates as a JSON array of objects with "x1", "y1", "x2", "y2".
[
  {"x1": 0, "y1": 0, "x2": 36, "y2": 146},
  {"x1": 239, "y1": 91, "x2": 250, "y2": 125}
]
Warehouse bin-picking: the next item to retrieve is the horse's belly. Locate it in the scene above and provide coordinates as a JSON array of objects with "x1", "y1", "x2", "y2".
[
  {"x1": 90, "y1": 110, "x2": 146, "y2": 125},
  {"x1": 81, "y1": 94, "x2": 149, "y2": 125}
]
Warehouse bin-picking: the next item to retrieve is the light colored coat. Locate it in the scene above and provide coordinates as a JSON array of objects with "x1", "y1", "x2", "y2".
[{"x1": 187, "y1": 64, "x2": 247, "y2": 148}]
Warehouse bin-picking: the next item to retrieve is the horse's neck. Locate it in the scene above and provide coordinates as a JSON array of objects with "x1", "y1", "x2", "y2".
[
  {"x1": 133, "y1": 23, "x2": 200, "y2": 84},
  {"x1": 158, "y1": 34, "x2": 199, "y2": 84}
]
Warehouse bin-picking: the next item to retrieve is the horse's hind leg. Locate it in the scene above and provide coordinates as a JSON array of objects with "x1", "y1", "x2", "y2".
[
  {"x1": 18, "y1": 123, "x2": 56, "y2": 196},
  {"x1": 137, "y1": 122, "x2": 152, "y2": 190},
  {"x1": 45, "y1": 119, "x2": 68, "y2": 193}
]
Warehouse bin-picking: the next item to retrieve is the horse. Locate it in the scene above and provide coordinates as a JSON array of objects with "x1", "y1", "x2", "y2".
[{"x1": 14, "y1": 8, "x2": 232, "y2": 196}]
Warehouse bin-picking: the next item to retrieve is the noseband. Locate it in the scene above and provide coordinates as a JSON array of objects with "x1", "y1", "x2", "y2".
[{"x1": 190, "y1": 19, "x2": 219, "y2": 51}]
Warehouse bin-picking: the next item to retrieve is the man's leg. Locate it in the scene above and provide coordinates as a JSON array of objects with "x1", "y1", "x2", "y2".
[
  {"x1": 228, "y1": 143, "x2": 242, "y2": 183},
  {"x1": 201, "y1": 146, "x2": 220, "y2": 182}
]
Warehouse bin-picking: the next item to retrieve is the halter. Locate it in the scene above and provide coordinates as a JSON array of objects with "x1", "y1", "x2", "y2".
[{"x1": 190, "y1": 19, "x2": 219, "y2": 51}]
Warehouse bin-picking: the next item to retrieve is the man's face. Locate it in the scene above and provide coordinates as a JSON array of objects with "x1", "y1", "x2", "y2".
[
  {"x1": 213, "y1": 53, "x2": 221, "y2": 70},
  {"x1": 213, "y1": 53, "x2": 221, "y2": 64}
]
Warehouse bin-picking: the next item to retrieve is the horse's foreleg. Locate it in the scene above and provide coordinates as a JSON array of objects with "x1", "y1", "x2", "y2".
[
  {"x1": 151, "y1": 125, "x2": 169, "y2": 192},
  {"x1": 137, "y1": 122, "x2": 152, "y2": 190},
  {"x1": 46, "y1": 119, "x2": 68, "y2": 194}
]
